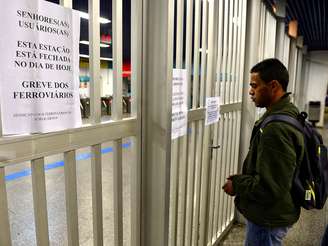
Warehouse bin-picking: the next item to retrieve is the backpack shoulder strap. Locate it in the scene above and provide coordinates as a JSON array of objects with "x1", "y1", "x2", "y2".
[{"x1": 260, "y1": 114, "x2": 304, "y2": 133}]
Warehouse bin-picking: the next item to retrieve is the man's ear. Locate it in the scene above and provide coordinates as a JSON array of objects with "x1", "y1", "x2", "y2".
[{"x1": 270, "y1": 80, "x2": 282, "y2": 91}]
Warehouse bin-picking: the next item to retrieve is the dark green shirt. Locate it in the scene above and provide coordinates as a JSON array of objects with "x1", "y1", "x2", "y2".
[{"x1": 232, "y1": 94, "x2": 304, "y2": 227}]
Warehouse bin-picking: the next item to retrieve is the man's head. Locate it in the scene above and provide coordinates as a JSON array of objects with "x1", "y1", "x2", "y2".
[{"x1": 249, "y1": 58, "x2": 289, "y2": 108}]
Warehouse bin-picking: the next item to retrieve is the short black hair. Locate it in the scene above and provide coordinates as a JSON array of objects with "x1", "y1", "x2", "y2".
[{"x1": 250, "y1": 58, "x2": 289, "y2": 91}]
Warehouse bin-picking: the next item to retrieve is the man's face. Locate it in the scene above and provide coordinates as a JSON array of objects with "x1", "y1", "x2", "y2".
[{"x1": 249, "y1": 72, "x2": 272, "y2": 108}]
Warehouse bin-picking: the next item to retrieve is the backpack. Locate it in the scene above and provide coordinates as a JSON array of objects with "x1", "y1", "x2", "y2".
[{"x1": 260, "y1": 112, "x2": 328, "y2": 210}]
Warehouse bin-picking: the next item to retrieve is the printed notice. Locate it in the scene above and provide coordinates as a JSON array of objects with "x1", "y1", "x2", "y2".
[
  {"x1": 0, "y1": 0, "x2": 81, "y2": 135},
  {"x1": 205, "y1": 97, "x2": 220, "y2": 126},
  {"x1": 172, "y1": 69, "x2": 188, "y2": 139}
]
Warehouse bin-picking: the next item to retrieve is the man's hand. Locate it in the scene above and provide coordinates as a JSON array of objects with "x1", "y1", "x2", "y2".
[{"x1": 222, "y1": 178, "x2": 235, "y2": 196}]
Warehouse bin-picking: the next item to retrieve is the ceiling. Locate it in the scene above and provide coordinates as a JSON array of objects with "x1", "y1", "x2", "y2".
[
  {"x1": 46, "y1": 0, "x2": 131, "y2": 62},
  {"x1": 267, "y1": 0, "x2": 328, "y2": 51},
  {"x1": 46, "y1": 0, "x2": 327, "y2": 56}
]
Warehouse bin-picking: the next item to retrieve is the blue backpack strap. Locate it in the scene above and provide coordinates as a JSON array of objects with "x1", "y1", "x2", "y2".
[{"x1": 260, "y1": 114, "x2": 304, "y2": 133}]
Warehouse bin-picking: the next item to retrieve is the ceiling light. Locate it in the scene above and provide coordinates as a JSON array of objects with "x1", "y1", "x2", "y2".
[
  {"x1": 80, "y1": 40, "x2": 110, "y2": 48},
  {"x1": 78, "y1": 11, "x2": 111, "y2": 24},
  {"x1": 79, "y1": 54, "x2": 113, "y2": 61}
]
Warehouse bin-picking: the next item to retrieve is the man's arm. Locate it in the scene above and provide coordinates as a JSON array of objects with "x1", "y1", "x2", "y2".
[{"x1": 229, "y1": 124, "x2": 298, "y2": 204}]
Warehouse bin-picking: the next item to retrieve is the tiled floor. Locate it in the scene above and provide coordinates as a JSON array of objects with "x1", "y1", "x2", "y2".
[{"x1": 6, "y1": 139, "x2": 133, "y2": 246}]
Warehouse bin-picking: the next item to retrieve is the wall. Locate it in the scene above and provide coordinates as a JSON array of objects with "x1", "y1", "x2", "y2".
[{"x1": 303, "y1": 51, "x2": 328, "y2": 127}]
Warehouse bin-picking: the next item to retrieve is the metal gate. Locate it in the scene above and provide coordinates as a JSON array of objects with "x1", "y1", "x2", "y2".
[
  {"x1": 0, "y1": 0, "x2": 247, "y2": 245},
  {"x1": 168, "y1": 0, "x2": 247, "y2": 245},
  {"x1": 0, "y1": 0, "x2": 142, "y2": 245}
]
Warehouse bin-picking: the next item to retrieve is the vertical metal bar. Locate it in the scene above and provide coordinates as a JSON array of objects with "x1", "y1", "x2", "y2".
[
  {"x1": 91, "y1": 144, "x2": 103, "y2": 246},
  {"x1": 176, "y1": 136, "x2": 188, "y2": 246},
  {"x1": 168, "y1": 0, "x2": 177, "y2": 245},
  {"x1": 221, "y1": 1, "x2": 228, "y2": 104},
  {"x1": 31, "y1": 158, "x2": 49, "y2": 246},
  {"x1": 131, "y1": 0, "x2": 142, "y2": 119},
  {"x1": 213, "y1": 120, "x2": 223, "y2": 238},
  {"x1": 193, "y1": 0, "x2": 202, "y2": 108},
  {"x1": 113, "y1": 0, "x2": 123, "y2": 120},
  {"x1": 175, "y1": 0, "x2": 186, "y2": 243},
  {"x1": 88, "y1": 0, "x2": 101, "y2": 123},
  {"x1": 275, "y1": 19, "x2": 286, "y2": 61},
  {"x1": 284, "y1": 35, "x2": 291, "y2": 67},
  {"x1": 176, "y1": 0, "x2": 184, "y2": 67},
  {"x1": 184, "y1": 128, "x2": 196, "y2": 246},
  {"x1": 169, "y1": 141, "x2": 179, "y2": 246},
  {"x1": 233, "y1": 112, "x2": 242, "y2": 176},
  {"x1": 180, "y1": 0, "x2": 194, "y2": 245},
  {"x1": 169, "y1": 4, "x2": 179, "y2": 246},
  {"x1": 64, "y1": 150, "x2": 79, "y2": 246},
  {"x1": 219, "y1": 114, "x2": 228, "y2": 232},
  {"x1": 223, "y1": 112, "x2": 232, "y2": 228},
  {"x1": 131, "y1": 0, "x2": 142, "y2": 245},
  {"x1": 295, "y1": 49, "x2": 303, "y2": 108},
  {"x1": 130, "y1": 135, "x2": 141, "y2": 246},
  {"x1": 216, "y1": 0, "x2": 224, "y2": 98},
  {"x1": 184, "y1": 128, "x2": 196, "y2": 245},
  {"x1": 199, "y1": 0, "x2": 215, "y2": 244},
  {"x1": 235, "y1": 0, "x2": 245, "y2": 102},
  {"x1": 258, "y1": 3, "x2": 263, "y2": 60},
  {"x1": 199, "y1": 0, "x2": 208, "y2": 107},
  {"x1": 191, "y1": 121, "x2": 203, "y2": 246},
  {"x1": 141, "y1": 0, "x2": 175, "y2": 244},
  {"x1": 260, "y1": 3, "x2": 266, "y2": 59},
  {"x1": 206, "y1": 4, "x2": 219, "y2": 242},
  {"x1": 60, "y1": 0, "x2": 72, "y2": 8},
  {"x1": 226, "y1": 0, "x2": 233, "y2": 104},
  {"x1": 230, "y1": 111, "x2": 239, "y2": 221},
  {"x1": 169, "y1": 0, "x2": 183, "y2": 243},
  {"x1": 190, "y1": 1, "x2": 202, "y2": 244},
  {"x1": 207, "y1": 124, "x2": 219, "y2": 244},
  {"x1": 211, "y1": 1, "x2": 223, "y2": 237},
  {"x1": 225, "y1": 112, "x2": 233, "y2": 226},
  {"x1": 113, "y1": 139, "x2": 123, "y2": 246},
  {"x1": 231, "y1": 0, "x2": 238, "y2": 103},
  {"x1": 0, "y1": 167, "x2": 11, "y2": 246},
  {"x1": 112, "y1": 1, "x2": 124, "y2": 244},
  {"x1": 227, "y1": 112, "x2": 237, "y2": 222},
  {"x1": 218, "y1": 116, "x2": 227, "y2": 234},
  {"x1": 238, "y1": 0, "x2": 247, "y2": 102},
  {"x1": 209, "y1": 4, "x2": 225, "y2": 237}
]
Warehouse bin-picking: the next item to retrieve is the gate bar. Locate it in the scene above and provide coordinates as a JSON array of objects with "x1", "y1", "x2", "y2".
[
  {"x1": 31, "y1": 157, "x2": 50, "y2": 246},
  {"x1": 88, "y1": 0, "x2": 101, "y2": 123},
  {"x1": 131, "y1": 0, "x2": 142, "y2": 245},
  {"x1": 0, "y1": 167, "x2": 11, "y2": 246},
  {"x1": 91, "y1": 144, "x2": 103, "y2": 246},
  {"x1": 64, "y1": 150, "x2": 80, "y2": 246}
]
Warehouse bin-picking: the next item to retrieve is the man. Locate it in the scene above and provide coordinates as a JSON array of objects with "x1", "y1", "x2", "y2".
[{"x1": 222, "y1": 58, "x2": 304, "y2": 246}]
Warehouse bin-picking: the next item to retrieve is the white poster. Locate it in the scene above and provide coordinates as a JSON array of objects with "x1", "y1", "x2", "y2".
[
  {"x1": 171, "y1": 69, "x2": 188, "y2": 140},
  {"x1": 205, "y1": 97, "x2": 220, "y2": 126},
  {"x1": 0, "y1": 0, "x2": 81, "y2": 135}
]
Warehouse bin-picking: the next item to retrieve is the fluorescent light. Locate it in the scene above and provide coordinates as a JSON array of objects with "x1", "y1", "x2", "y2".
[
  {"x1": 79, "y1": 54, "x2": 113, "y2": 61},
  {"x1": 199, "y1": 48, "x2": 208, "y2": 53},
  {"x1": 80, "y1": 40, "x2": 109, "y2": 48},
  {"x1": 78, "y1": 11, "x2": 111, "y2": 24}
]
